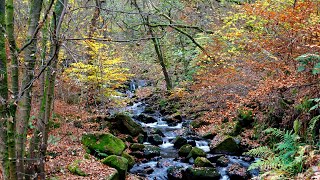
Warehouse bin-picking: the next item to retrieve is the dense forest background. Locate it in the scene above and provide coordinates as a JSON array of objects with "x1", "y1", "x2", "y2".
[{"x1": 0, "y1": 0, "x2": 319, "y2": 179}]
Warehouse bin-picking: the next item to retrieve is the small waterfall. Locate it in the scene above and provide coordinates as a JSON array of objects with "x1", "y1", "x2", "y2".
[
  {"x1": 130, "y1": 80, "x2": 136, "y2": 92},
  {"x1": 195, "y1": 140, "x2": 210, "y2": 152}
]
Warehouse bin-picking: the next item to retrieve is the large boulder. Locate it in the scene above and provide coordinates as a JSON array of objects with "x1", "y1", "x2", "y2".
[
  {"x1": 210, "y1": 135, "x2": 239, "y2": 155},
  {"x1": 82, "y1": 133, "x2": 126, "y2": 156},
  {"x1": 194, "y1": 157, "x2": 214, "y2": 167},
  {"x1": 167, "y1": 166, "x2": 185, "y2": 180},
  {"x1": 113, "y1": 114, "x2": 145, "y2": 136},
  {"x1": 227, "y1": 163, "x2": 249, "y2": 180},
  {"x1": 178, "y1": 144, "x2": 192, "y2": 157},
  {"x1": 184, "y1": 167, "x2": 220, "y2": 180},
  {"x1": 173, "y1": 136, "x2": 187, "y2": 149},
  {"x1": 187, "y1": 147, "x2": 207, "y2": 159},
  {"x1": 102, "y1": 155, "x2": 128, "y2": 180},
  {"x1": 143, "y1": 145, "x2": 160, "y2": 159}
]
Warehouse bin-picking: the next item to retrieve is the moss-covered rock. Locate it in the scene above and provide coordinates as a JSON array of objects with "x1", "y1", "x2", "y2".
[
  {"x1": 187, "y1": 147, "x2": 207, "y2": 159},
  {"x1": 184, "y1": 167, "x2": 220, "y2": 180},
  {"x1": 130, "y1": 143, "x2": 145, "y2": 151},
  {"x1": 210, "y1": 135, "x2": 239, "y2": 155},
  {"x1": 137, "y1": 113, "x2": 157, "y2": 123},
  {"x1": 122, "y1": 152, "x2": 135, "y2": 168},
  {"x1": 67, "y1": 161, "x2": 87, "y2": 176},
  {"x1": 105, "y1": 169, "x2": 119, "y2": 180},
  {"x1": 216, "y1": 156, "x2": 229, "y2": 167},
  {"x1": 102, "y1": 155, "x2": 128, "y2": 180},
  {"x1": 173, "y1": 136, "x2": 187, "y2": 149},
  {"x1": 143, "y1": 145, "x2": 160, "y2": 159},
  {"x1": 194, "y1": 157, "x2": 214, "y2": 167},
  {"x1": 178, "y1": 144, "x2": 192, "y2": 157},
  {"x1": 113, "y1": 114, "x2": 145, "y2": 136},
  {"x1": 81, "y1": 133, "x2": 126, "y2": 156},
  {"x1": 137, "y1": 134, "x2": 145, "y2": 144}
]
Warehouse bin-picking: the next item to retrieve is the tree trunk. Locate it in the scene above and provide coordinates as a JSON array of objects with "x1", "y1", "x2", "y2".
[
  {"x1": 28, "y1": 0, "x2": 66, "y2": 179},
  {"x1": 15, "y1": 0, "x2": 43, "y2": 179}
]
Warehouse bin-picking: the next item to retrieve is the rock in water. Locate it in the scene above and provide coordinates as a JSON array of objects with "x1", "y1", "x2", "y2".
[
  {"x1": 227, "y1": 163, "x2": 249, "y2": 180},
  {"x1": 184, "y1": 167, "x2": 220, "y2": 180},
  {"x1": 173, "y1": 136, "x2": 187, "y2": 148},
  {"x1": 102, "y1": 155, "x2": 128, "y2": 180},
  {"x1": 113, "y1": 114, "x2": 145, "y2": 136},
  {"x1": 210, "y1": 135, "x2": 239, "y2": 155},
  {"x1": 167, "y1": 166, "x2": 185, "y2": 180},
  {"x1": 178, "y1": 144, "x2": 192, "y2": 157},
  {"x1": 194, "y1": 157, "x2": 214, "y2": 167},
  {"x1": 187, "y1": 147, "x2": 207, "y2": 159},
  {"x1": 143, "y1": 145, "x2": 160, "y2": 159},
  {"x1": 81, "y1": 133, "x2": 126, "y2": 156}
]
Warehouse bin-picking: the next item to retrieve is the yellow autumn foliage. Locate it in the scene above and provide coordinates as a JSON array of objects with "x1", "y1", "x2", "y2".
[{"x1": 64, "y1": 40, "x2": 132, "y2": 96}]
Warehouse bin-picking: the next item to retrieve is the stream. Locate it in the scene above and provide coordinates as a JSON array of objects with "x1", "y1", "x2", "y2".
[{"x1": 121, "y1": 102, "x2": 258, "y2": 180}]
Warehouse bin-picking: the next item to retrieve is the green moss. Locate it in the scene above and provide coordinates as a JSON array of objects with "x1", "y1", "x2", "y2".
[
  {"x1": 81, "y1": 133, "x2": 126, "y2": 156},
  {"x1": 102, "y1": 155, "x2": 128, "y2": 180},
  {"x1": 210, "y1": 136, "x2": 239, "y2": 154},
  {"x1": 130, "y1": 143, "x2": 145, "y2": 151},
  {"x1": 122, "y1": 152, "x2": 135, "y2": 168},
  {"x1": 178, "y1": 144, "x2": 192, "y2": 157},
  {"x1": 185, "y1": 167, "x2": 220, "y2": 179},
  {"x1": 67, "y1": 160, "x2": 87, "y2": 176},
  {"x1": 194, "y1": 157, "x2": 213, "y2": 167},
  {"x1": 187, "y1": 147, "x2": 206, "y2": 159}
]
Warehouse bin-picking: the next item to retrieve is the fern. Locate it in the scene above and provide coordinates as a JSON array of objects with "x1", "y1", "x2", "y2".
[
  {"x1": 244, "y1": 146, "x2": 274, "y2": 158},
  {"x1": 308, "y1": 115, "x2": 320, "y2": 141},
  {"x1": 264, "y1": 128, "x2": 284, "y2": 138}
]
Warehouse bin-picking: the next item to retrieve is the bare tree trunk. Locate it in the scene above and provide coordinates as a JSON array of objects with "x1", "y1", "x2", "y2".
[{"x1": 15, "y1": 0, "x2": 43, "y2": 179}]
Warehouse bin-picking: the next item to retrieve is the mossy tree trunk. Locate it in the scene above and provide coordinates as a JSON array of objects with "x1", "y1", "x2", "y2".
[
  {"x1": 15, "y1": 0, "x2": 43, "y2": 178},
  {"x1": 28, "y1": 0, "x2": 67, "y2": 179}
]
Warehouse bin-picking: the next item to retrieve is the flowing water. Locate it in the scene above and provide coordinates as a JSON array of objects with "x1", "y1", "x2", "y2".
[{"x1": 124, "y1": 102, "x2": 257, "y2": 179}]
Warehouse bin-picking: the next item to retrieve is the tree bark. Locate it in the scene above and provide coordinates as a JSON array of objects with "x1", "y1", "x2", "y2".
[{"x1": 15, "y1": 0, "x2": 43, "y2": 179}]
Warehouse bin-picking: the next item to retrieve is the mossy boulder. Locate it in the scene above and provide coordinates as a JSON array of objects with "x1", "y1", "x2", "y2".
[
  {"x1": 102, "y1": 155, "x2": 128, "y2": 180},
  {"x1": 113, "y1": 114, "x2": 145, "y2": 136},
  {"x1": 184, "y1": 167, "x2": 220, "y2": 180},
  {"x1": 194, "y1": 157, "x2": 214, "y2": 167},
  {"x1": 81, "y1": 133, "x2": 126, "y2": 156},
  {"x1": 178, "y1": 144, "x2": 192, "y2": 157},
  {"x1": 216, "y1": 156, "x2": 229, "y2": 167},
  {"x1": 173, "y1": 136, "x2": 187, "y2": 149},
  {"x1": 187, "y1": 147, "x2": 206, "y2": 159},
  {"x1": 143, "y1": 145, "x2": 160, "y2": 159},
  {"x1": 130, "y1": 143, "x2": 145, "y2": 151},
  {"x1": 210, "y1": 135, "x2": 239, "y2": 155},
  {"x1": 105, "y1": 169, "x2": 119, "y2": 180},
  {"x1": 122, "y1": 152, "x2": 135, "y2": 168}
]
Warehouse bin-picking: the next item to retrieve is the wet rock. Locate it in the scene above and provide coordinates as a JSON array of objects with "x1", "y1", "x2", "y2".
[
  {"x1": 187, "y1": 140, "x2": 196, "y2": 146},
  {"x1": 167, "y1": 166, "x2": 185, "y2": 180},
  {"x1": 148, "y1": 134, "x2": 163, "y2": 146},
  {"x1": 164, "y1": 113, "x2": 183, "y2": 125},
  {"x1": 184, "y1": 167, "x2": 220, "y2": 180},
  {"x1": 137, "y1": 134, "x2": 145, "y2": 144},
  {"x1": 143, "y1": 145, "x2": 160, "y2": 159},
  {"x1": 187, "y1": 147, "x2": 206, "y2": 159},
  {"x1": 207, "y1": 154, "x2": 224, "y2": 163},
  {"x1": 143, "y1": 106, "x2": 156, "y2": 114},
  {"x1": 227, "y1": 163, "x2": 249, "y2": 180},
  {"x1": 144, "y1": 167, "x2": 154, "y2": 174},
  {"x1": 81, "y1": 133, "x2": 126, "y2": 156},
  {"x1": 150, "y1": 128, "x2": 165, "y2": 137},
  {"x1": 210, "y1": 135, "x2": 239, "y2": 155},
  {"x1": 178, "y1": 144, "x2": 192, "y2": 157},
  {"x1": 130, "y1": 143, "x2": 145, "y2": 151},
  {"x1": 173, "y1": 136, "x2": 188, "y2": 149},
  {"x1": 216, "y1": 156, "x2": 229, "y2": 167},
  {"x1": 194, "y1": 157, "x2": 214, "y2": 167},
  {"x1": 137, "y1": 113, "x2": 157, "y2": 123},
  {"x1": 102, "y1": 155, "x2": 128, "y2": 180}
]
